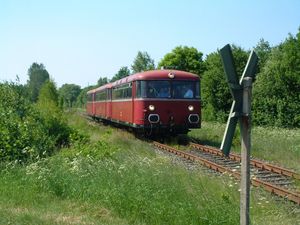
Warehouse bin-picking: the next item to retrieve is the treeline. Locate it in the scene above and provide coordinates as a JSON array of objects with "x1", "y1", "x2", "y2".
[
  {"x1": 72, "y1": 29, "x2": 299, "y2": 128},
  {"x1": 64, "y1": 29, "x2": 300, "y2": 128}
]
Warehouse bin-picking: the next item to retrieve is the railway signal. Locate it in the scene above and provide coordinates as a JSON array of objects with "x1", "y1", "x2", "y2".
[
  {"x1": 219, "y1": 44, "x2": 258, "y2": 156},
  {"x1": 219, "y1": 44, "x2": 258, "y2": 225}
]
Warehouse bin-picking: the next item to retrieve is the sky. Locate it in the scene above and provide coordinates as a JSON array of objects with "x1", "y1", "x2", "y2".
[{"x1": 0, "y1": 0, "x2": 299, "y2": 87}]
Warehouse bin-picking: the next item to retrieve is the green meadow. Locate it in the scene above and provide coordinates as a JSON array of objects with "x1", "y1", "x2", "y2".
[{"x1": 0, "y1": 112, "x2": 299, "y2": 225}]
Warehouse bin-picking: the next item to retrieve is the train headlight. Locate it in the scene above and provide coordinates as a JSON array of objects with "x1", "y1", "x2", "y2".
[
  {"x1": 149, "y1": 105, "x2": 155, "y2": 111},
  {"x1": 188, "y1": 105, "x2": 194, "y2": 111}
]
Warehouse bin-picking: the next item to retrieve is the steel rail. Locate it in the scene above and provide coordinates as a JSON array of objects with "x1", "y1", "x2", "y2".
[
  {"x1": 190, "y1": 143, "x2": 300, "y2": 180},
  {"x1": 153, "y1": 141, "x2": 300, "y2": 205}
]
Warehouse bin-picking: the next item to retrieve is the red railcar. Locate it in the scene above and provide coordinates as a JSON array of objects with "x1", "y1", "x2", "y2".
[{"x1": 86, "y1": 70, "x2": 201, "y2": 135}]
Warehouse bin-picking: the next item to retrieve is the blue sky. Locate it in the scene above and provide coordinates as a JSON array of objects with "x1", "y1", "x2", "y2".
[{"x1": 0, "y1": 0, "x2": 299, "y2": 87}]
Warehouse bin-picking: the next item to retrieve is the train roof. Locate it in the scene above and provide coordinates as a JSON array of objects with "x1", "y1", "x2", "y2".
[
  {"x1": 112, "y1": 69, "x2": 199, "y2": 86},
  {"x1": 87, "y1": 70, "x2": 200, "y2": 93},
  {"x1": 87, "y1": 83, "x2": 112, "y2": 94}
]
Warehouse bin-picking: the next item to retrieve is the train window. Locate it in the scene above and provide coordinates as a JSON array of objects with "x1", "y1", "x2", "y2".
[
  {"x1": 107, "y1": 89, "x2": 112, "y2": 100},
  {"x1": 136, "y1": 81, "x2": 147, "y2": 98},
  {"x1": 125, "y1": 86, "x2": 132, "y2": 98},
  {"x1": 95, "y1": 90, "x2": 106, "y2": 101},
  {"x1": 112, "y1": 83, "x2": 132, "y2": 100},
  {"x1": 136, "y1": 80, "x2": 199, "y2": 99},
  {"x1": 147, "y1": 81, "x2": 171, "y2": 98},
  {"x1": 87, "y1": 94, "x2": 93, "y2": 102},
  {"x1": 173, "y1": 81, "x2": 195, "y2": 99},
  {"x1": 195, "y1": 81, "x2": 200, "y2": 99}
]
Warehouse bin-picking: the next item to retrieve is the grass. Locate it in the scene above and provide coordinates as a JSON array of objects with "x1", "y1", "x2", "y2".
[
  {"x1": 189, "y1": 121, "x2": 300, "y2": 173},
  {"x1": 0, "y1": 112, "x2": 299, "y2": 224}
]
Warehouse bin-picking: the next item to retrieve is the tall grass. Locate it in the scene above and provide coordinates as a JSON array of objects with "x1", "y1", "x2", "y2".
[
  {"x1": 0, "y1": 112, "x2": 299, "y2": 224},
  {"x1": 1, "y1": 145, "x2": 240, "y2": 224}
]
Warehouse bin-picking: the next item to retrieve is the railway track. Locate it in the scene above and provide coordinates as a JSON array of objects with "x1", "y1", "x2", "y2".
[
  {"x1": 153, "y1": 141, "x2": 300, "y2": 205},
  {"x1": 190, "y1": 143, "x2": 300, "y2": 180},
  {"x1": 82, "y1": 112, "x2": 300, "y2": 204}
]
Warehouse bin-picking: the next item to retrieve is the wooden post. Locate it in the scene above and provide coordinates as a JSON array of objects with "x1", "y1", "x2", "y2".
[{"x1": 240, "y1": 77, "x2": 252, "y2": 225}]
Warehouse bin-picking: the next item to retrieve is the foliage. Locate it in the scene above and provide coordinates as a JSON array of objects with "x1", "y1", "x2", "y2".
[
  {"x1": 201, "y1": 45, "x2": 249, "y2": 122},
  {"x1": 38, "y1": 80, "x2": 59, "y2": 104},
  {"x1": 58, "y1": 83, "x2": 81, "y2": 108},
  {"x1": 0, "y1": 82, "x2": 53, "y2": 161},
  {"x1": 111, "y1": 66, "x2": 131, "y2": 82},
  {"x1": 37, "y1": 80, "x2": 72, "y2": 148},
  {"x1": 254, "y1": 38, "x2": 272, "y2": 72},
  {"x1": 0, "y1": 80, "x2": 72, "y2": 162},
  {"x1": 97, "y1": 76, "x2": 109, "y2": 86},
  {"x1": 76, "y1": 85, "x2": 95, "y2": 108},
  {"x1": 131, "y1": 51, "x2": 155, "y2": 73},
  {"x1": 252, "y1": 29, "x2": 300, "y2": 127},
  {"x1": 27, "y1": 63, "x2": 50, "y2": 102},
  {"x1": 158, "y1": 46, "x2": 205, "y2": 76}
]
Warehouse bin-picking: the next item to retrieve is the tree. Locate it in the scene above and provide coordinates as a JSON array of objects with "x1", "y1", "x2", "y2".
[
  {"x1": 58, "y1": 84, "x2": 81, "y2": 108},
  {"x1": 252, "y1": 30, "x2": 300, "y2": 127},
  {"x1": 97, "y1": 77, "x2": 109, "y2": 86},
  {"x1": 38, "y1": 80, "x2": 59, "y2": 106},
  {"x1": 111, "y1": 66, "x2": 131, "y2": 82},
  {"x1": 131, "y1": 51, "x2": 155, "y2": 73},
  {"x1": 201, "y1": 45, "x2": 249, "y2": 121},
  {"x1": 27, "y1": 63, "x2": 50, "y2": 102},
  {"x1": 76, "y1": 85, "x2": 95, "y2": 108},
  {"x1": 158, "y1": 46, "x2": 205, "y2": 75},
  {"x1": 254, "y1": 38, "x2": 272, "y2": 72}
]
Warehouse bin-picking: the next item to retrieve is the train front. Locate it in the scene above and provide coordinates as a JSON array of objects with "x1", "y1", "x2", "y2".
[{"x1": 133, "y1": 70, "x2": 201, "y2": 136}]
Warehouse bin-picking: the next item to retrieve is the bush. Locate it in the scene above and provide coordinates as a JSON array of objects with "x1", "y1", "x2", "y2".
[{"x1": 0, "y1": 82, "x2": 72, "y2": 162}]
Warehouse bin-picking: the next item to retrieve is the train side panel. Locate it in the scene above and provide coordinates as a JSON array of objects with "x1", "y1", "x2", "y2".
[
  {"x1": 86, "y1": 102, "x2": 94, "y2": 116},
  {"x1": 111, "y1": 100, "x2": 133, "y2": 124},
  {"x1": 106, "y1": 102, "x2": 112, "y2": 119},
  {"x1": 94, "y1": 101, "x2": 106, "y2": 118},
  {"x1": 86, "y1": 92, "x2": 95, "y2": 116}
]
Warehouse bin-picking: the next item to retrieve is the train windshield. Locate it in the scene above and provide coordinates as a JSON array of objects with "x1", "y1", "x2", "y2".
[{"x1": 136, "y1": 80, "x2": 200, "y2": 99}]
